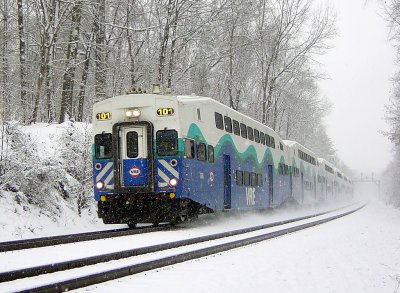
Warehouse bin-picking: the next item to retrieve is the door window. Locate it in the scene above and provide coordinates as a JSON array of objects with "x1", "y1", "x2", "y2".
[{"x1": 126, "y1": 131, "x2": 139, "y2": 158}]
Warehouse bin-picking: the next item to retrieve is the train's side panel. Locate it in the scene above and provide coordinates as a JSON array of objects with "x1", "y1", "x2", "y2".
[{"x1": 177, "y1": 97, "x2": 291, "y2": 211}]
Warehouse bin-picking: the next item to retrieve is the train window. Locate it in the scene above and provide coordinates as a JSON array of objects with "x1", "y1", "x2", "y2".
[
  {"x1": 156, "y1": 130, "x2": 178, "y2": 156},
  {"x1": 244, "y1": 171, "x2": 250, "y2": 186},
  {"x1": 197, "y1": 108, "x2": 201, "y2": 120},
  {"x1": 250, "y1": 172, "x2": 257, "y2": 186},
  {"x1": 240, "y1": 123, "x2": 247, "y2": 139},
  {"x1": 126, "y1": 131, "x2": 139, "y2": 158},
  {"x1": 257, "y1": 173, "x2": 263, "y2": 187},
  {"x1": 184, "y1": 139, "x2": 195, "y2": 159},
  {"x1": 270, "y1": 136, "x2": 275, "y2": 148},
  {"x1": 197, "y1": 142, "x2": 206, "y2": 161},
  {"x1": 279, "y1": 163, "x2": 284, "y2": 175},
  {"x1": 233, "y1": 120, "x2": 240, "y2": 136},
  {"x1": 247, "y1": 126, "x2": 254, "y2": 141},
  {"x1": 254, "y1": 129, "x2": 260, "y2": 143},
  {"x1": 236, "y1": 170, "x2": 243, "y2": 185},
  {"x1": 279, "y1": 142, "x2": 283, "y2": 151},
  {"x1": 266, "y1": 135, "x2": 273, "y2": 148},
  {"x1": 215, "y1": 112, "x2": 224, "y2": 130},
  {"x1": 95, "y1": 133, "x2": 112, "y2": 159},
  {"x1": 260, "y1": 132, "x2": 265, "y2": 145},
  {"x1": 224, "y1": 116, "x2": 232, "y2": 133},
  {"x1": 208, "y1": 145, "x2": 214, "y2": 163}
]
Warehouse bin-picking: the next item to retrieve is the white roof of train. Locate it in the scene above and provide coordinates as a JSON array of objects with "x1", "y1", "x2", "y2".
[{"x1": 283, "y1": 140, "x2": 316, "y2": 156}]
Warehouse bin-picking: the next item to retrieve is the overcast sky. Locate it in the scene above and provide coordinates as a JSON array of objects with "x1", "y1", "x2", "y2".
[{"x1": 318, "y1": 0, "x2": 396, "y2": 178}]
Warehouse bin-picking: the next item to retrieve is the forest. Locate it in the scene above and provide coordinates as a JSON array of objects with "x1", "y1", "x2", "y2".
[
  {"x1": 382, "y1": 0, "x2": 400, "y2": 207},
  {"x1": 0, "y1": 0, "x2": 338, "y2": 157}
]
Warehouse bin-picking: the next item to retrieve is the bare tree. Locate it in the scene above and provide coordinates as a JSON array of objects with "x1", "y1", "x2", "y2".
[
  {"x1": 254, "y1": 0, "x2": 335, "y2": 130},
  {"x1": 93, "y1": 0, "x2": 106, "y2": 102},
  {"x1": 59, "y1": 0, "x2": 82, "y2": 123},
  {"x1": 17, "y1": 0, "x2": 28, "y2": 123}
]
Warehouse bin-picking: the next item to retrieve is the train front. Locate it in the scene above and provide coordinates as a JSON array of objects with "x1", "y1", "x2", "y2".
[{"x1": 92, "y1": 90, "x2": 184, "y2": 226}]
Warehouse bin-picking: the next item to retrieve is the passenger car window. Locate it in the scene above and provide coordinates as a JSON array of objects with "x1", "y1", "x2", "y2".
[
  {"x1": 184, "y1": 139, "x2": 195, "y2": 158},
  {"x1": 208, "y1": 145, "x2": 214, "y2": 163},
  {"x1": 224, "y1": 116, "x2": 232, "y2": 133},
  {"x1": 247, "y1": 127, "x2": 254, "y2": 141},
  {"x1": 236, "y1": 170, "x2": 243, "y2": 185},
  {"x1": 233, "y1": 120, "x2": 240, "y2": 135},
  {"x1": 215, "y1": 112, "x2": 224, "y2": 130},
  {"x1": 240, "y1": 123, "x2": 247, "y2": 139},
  {"x1": 197, "y1": 142, "x2": 207, "y2": 161}
]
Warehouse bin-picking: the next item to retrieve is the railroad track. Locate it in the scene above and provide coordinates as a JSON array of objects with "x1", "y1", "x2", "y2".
[
  {"x1": 0, "y1": 224, "x2": 172, "y2": 253},
  {"x1": 0, "y1": 202, "x2": 366, "y2": 293},
  {"x1": 0, "y1": 201, "x2": 358, "y2": 253}
]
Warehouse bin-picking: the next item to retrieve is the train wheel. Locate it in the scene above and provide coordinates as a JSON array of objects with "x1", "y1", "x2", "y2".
[
  {"x1": 171, "y1": 215, "x2": 186, "y2": 225},
  {"x1": 128, "y1": 223, "x2": 137, "y2": 229}
]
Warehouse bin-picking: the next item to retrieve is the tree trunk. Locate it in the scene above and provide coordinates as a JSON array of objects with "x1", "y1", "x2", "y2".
[
  {"x1": 17, "y1": 0, "x2": 28, "y2": 123},
  {"x1": 77, "y1": 29, "x2": 94, "y2": 122},
  {"x1": 31, "y1": 42, "x2": 48, "y2": 124},
  {"x1": 158, "y1": 0, "x2": 173, "y2": 86},
  {"x1": 1, "y1": 0, "x2": 10, "y2": 120},
  {"x1": 94, "y1": 0, "x2": 107, "y2": 102},
  {"x1": 60, "y1": 1, "x2": 82, "y2": 123}
]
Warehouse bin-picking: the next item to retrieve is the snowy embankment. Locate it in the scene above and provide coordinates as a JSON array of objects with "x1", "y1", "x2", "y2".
[{"x1": 0, "y1": 122, "x2": 112, "y2": 241}]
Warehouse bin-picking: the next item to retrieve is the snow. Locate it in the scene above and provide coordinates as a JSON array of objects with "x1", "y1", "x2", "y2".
[
  {"x1": 0, "y1": 196, "x2": 399, "y2": 292},
  {"x1": 1, "y1": 123, "x2": 399, "y2": 292},
  {"x1": 78, "y1": 196, "x2": 400, "y2": 293}
]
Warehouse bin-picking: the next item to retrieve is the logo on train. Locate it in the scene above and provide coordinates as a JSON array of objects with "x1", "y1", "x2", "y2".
[
  {"x1": 129, "y1": 166, "x2": 141, "y2": 178},
  {"x1": 246, "y1": 187, "x2": 255, "y2": 205}
]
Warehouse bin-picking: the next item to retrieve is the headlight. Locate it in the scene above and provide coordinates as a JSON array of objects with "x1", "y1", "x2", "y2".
[
  {"x1": 126, "y1": 108, "x2": 141, "y2": 118},
  {"x1": 96, "y1": 181, "x2": 105, "y2": 190},
  {"x1": 169, "y1": 178, "x2": 178, "y2": 187}
]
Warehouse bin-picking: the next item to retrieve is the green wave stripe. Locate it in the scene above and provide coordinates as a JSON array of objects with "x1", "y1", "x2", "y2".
[{"x1": 187, "y1": 123, "x2": 288, "y2": 173}]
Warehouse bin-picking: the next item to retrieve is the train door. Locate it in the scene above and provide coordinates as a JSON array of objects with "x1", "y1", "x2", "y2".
[
  {"x1": 314, "y1": 176, "x2": 317, "y2": 199},
  {"x1": 301, "y1": 172, "x2": 304, "y2": 202},
  {"x1": 268, "y1": 165, "x2": 273, "y2": 206},
  {"x1": 223, "y1": 155, "x2": 231, "y2": 209},
  {"x1": 113, "y1": 122, "x2": 154, "y2": 193},
  {"x1": 119, "y1": 126, "x2": 148, "y2": 187}
]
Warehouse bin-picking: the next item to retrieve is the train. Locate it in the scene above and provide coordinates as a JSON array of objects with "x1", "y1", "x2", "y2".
[{"x1": 92, "y1": 86, "x2": 353, "y2": 227}]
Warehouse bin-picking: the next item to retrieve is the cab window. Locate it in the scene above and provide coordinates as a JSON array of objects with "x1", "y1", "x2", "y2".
[
  {"x1": 156, "y1": 130, "x2": 178, "y2": 156},
  {"x1": 95, "y1": 133, "x2": 112, "y2": 159}
]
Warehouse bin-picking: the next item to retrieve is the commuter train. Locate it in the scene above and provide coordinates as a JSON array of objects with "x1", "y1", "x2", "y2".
[{"x1": 92, "y1": 86, "x2": 353, "y2": 227}]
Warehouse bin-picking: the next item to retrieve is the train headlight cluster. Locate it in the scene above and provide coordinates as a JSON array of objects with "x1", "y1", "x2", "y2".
[
  {"x1": 126, "y1": 108, "x2": 141, "y2": 118},
  {"x1": 96, "y1": 181, "x2": 105, "y2": 190},
  {"x1": 169, "y1": 178, "x2": 178, "y2": 187}
]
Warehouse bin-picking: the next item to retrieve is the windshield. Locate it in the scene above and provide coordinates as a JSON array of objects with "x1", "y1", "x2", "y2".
[
  {"x1": 156, "y1": 130, "x2": 178, "y2": 156},
  {"x1": 95, "y1": 133, "x2": 112, "y2": 159}
]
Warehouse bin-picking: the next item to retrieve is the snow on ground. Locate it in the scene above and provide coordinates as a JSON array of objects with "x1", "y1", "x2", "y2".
[
  {"x1": 0, "y1": 189, "x2": 115, "y2": 241},
  {"x1": 81, "y1": 196, "x2": 400, "y2": 293},
  {"x1": 1, "y1": 123, "x2": 399, "y2": 292},
  {"x1": 0, "y1": 201, "x2": 358, "y2": 275}
]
